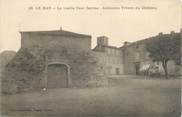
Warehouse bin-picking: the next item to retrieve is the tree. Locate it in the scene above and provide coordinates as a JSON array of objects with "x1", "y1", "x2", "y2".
[{"x1": 146, "y1": 34, "x2": 180, "y2": 79}]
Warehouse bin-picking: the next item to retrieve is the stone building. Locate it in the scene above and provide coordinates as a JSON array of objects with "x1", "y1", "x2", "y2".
[
  {"x1": 120, "y1": 40, "x2": 151, "y2": 75},
  {"x1": 120, "y1": 31, "x2": 181, "y2": 76},
  {"x1": 93, "y1": 36, "x2": 124, "y2": 75}
]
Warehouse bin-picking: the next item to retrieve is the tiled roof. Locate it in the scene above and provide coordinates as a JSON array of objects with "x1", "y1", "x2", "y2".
[{"x1": 20, "y1": 30, "x2": 91, "y2": 38}]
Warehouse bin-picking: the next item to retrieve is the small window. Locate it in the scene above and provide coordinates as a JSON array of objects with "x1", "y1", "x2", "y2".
[
  {"x1": 146, "y1": 52, "x2": 150, "y2": 59},
  {"x1": 135, "y1": 52, "x2": 140, "y2": 60},
  {"x1": 116, "y1": 68, "x2": 120, "y2": 75}
]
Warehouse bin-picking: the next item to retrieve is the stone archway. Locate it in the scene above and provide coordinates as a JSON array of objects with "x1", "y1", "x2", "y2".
[{"x1": 46, "y1": 62, "x2": 71, "y2": 88}]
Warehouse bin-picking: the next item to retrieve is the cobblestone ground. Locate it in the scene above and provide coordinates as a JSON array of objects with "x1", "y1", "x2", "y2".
[{"x1": 1, "y1": 77, "x2": 181, "y2": 117}]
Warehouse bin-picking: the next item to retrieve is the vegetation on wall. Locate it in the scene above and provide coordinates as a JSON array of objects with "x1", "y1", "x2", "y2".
[
  {"x1": 6, "y1": 48, "x2": 45, "y2": 75},
  {"x1": 4, "y1": 48, "x2": 46, "y2": 91}
]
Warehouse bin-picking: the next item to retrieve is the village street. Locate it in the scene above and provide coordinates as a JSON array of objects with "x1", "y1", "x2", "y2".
[{"x1": 1, "y1": 77, "x2": 181, "y2": 117}]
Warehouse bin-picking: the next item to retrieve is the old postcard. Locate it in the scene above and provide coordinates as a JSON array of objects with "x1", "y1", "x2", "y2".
[{"x1": 0, "y1": 0, "x2": 181, "y2": 117}]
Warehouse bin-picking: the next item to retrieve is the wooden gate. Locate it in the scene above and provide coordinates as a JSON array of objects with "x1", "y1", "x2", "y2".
[{"x1": 47, "y1": 64, "x2": 68, "y2": 88}]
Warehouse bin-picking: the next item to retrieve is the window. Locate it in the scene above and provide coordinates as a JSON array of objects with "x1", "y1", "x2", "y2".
[
  {"x1": 110, "y1": 49, "x2": 113, "y2": 55},
  {"x1": 117, "y1": 50, "x2": 119, "y2": 55},
  {"x1": 62, "y1": 49, "x2": 67, "y2": 54},
  {"x1": 111, "y1": 49, "x2": 113, "y2": 55},
  {"x1": 126, "y1": 51, "x2": 129, "y2": 56},
  {"x1": 116, "y1": 68, "x2": 120, "y2": 75},
  {"x1": 146, "y1": 52, "x2": 150, "y2": 59},
  {"x1": 135, "y1": 52, "x2": 140, "y2": 60},
  {"x1": 107, "y1": 49, "x2": 110, "y2": 55},
  {"x1": 112, "y1": 49, "x2": 115, "y2": 55}
]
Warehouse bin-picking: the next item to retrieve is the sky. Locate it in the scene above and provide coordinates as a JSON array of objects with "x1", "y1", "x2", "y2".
[{"x1": 0, "y1": 0, "x2": 181, "y2": 52}]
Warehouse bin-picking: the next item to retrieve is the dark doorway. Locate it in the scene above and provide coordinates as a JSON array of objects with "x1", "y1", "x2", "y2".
[
  {"x1": 134, "y1": 62, "x2": 140, "y2": 75},
  {"x1": 47, "y1": 64, "x2": 68, "y2": 88}
]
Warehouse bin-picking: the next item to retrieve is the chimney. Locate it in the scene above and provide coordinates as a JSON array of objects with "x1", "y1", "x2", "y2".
[
  {"x1": 60, "y1": 27, "x2": 62, "y2": 30},
  {"x1": 170, "y1": 31, "x2": 175, "y2": 35},
  {"x1": 124, "y1": 41, "x2": 131, "y2": 46},
  {"x1": 158, "y1": 32, "x2": 163, "y2": 36}
]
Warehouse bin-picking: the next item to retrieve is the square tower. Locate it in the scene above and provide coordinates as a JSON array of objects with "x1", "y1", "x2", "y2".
[{"x1": 97, "y1": 36, "x2": 109, "y2": 46}]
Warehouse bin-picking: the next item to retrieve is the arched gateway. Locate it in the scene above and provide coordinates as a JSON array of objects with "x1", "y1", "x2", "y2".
[{"x1": 46, "y1": 62, "x2": 71, "y2": 88}]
